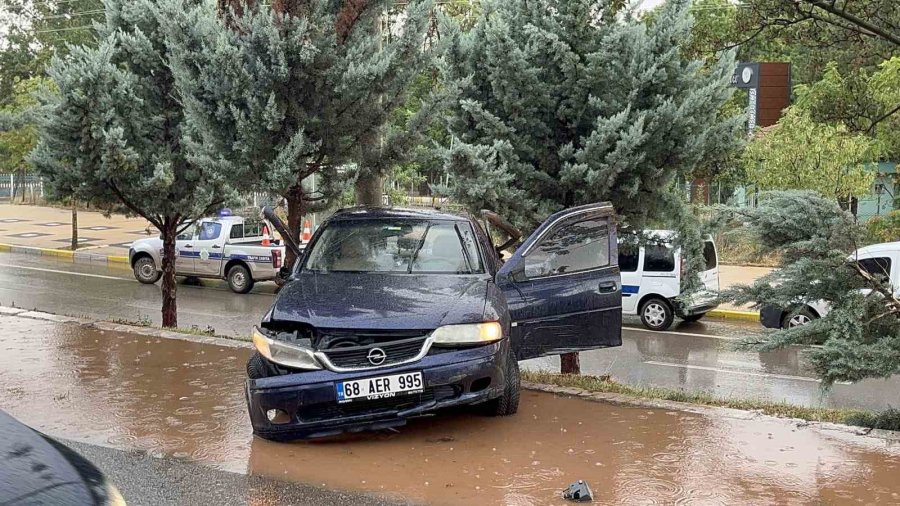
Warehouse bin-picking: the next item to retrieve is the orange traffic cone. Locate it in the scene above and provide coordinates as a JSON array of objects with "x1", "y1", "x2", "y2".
[
  {"x1": 301, "y1": 219, "x2": 312, "y2": 243},
  {"x1": 261, "y1": 225, "x2": 272, "y2": 246}
]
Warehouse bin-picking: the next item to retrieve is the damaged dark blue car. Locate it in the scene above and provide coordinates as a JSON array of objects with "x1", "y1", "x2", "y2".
[{"x1": 246, "y1": 203, "x2": 622, "y2": 440}]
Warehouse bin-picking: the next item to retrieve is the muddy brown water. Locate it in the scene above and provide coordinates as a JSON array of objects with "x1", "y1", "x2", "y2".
[{"x1": 1, "y1": 315, "x2": 900, "y2": 505}]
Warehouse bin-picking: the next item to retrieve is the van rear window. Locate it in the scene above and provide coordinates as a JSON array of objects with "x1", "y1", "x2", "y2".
[
  {"x1": 703, "y1": 240, "x2": 717, "y2": 270},
  {"x1": 644, "y1": 245, "x2": 675, "y2": 272}
]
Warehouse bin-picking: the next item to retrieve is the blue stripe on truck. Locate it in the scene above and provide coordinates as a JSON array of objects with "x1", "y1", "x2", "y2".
[{"x1": 622, "y1": 285, "x2": 639, "y2": 294}]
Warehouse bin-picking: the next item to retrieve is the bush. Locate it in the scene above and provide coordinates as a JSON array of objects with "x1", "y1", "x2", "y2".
[
  {"x1": 846, "y1": 408, "x2": 900, "y2": 431},
  {"x1": 865, "y1": 210, "x2": 900, "y2": 244}
]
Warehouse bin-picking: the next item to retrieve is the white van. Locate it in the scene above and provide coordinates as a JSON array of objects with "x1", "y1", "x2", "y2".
[
  {"x1": 619, "y1": 231, "x2": 720, "y2": 330},
  {"x1": 760, "y1": 241, "x2": 899, "y2": 329}
]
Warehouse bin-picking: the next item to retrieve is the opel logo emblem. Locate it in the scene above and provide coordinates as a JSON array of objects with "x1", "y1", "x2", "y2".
[{"x1": 367, "y1": 347, "x2": 387, "y2": 366}]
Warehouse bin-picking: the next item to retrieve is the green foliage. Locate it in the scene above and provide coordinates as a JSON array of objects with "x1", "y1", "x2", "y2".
[
  {"x1": 793, "y1": 59, "x2": 900, "y2": 159},
  {"x1": 864, "y1": 210, "x2": 900, "y2": 244},
  {"x1": 0, "y1": 77, "x2": 51, "y2": 172},
  {"x1": 742, "y1": 109, "x2": 878, "y2": 201},
  {"x1": 723, "y1": 191, "x2": 900, "y2": 385},
  {"x1": 437, "y1": 0, "x2": 743, "y2": 285}
]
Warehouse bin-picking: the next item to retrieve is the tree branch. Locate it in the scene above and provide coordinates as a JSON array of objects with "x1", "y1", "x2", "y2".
[
  {"x1": 800, "y1": 0, "x2": 900, "y2": 46},
  {"x1": 865, "y1": 103, "x2": 900, "y2": 134}
]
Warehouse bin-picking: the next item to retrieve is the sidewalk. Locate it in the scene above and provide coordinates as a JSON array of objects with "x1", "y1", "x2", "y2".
[{"x1": 0, "y1": 203, "x2": 155, "y2": 258}]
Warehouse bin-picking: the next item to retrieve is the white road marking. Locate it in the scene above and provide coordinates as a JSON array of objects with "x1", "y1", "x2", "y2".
[
  {"x1": 644, "y1": 360, "x2": 852, "y2": 385},
  {"x1": 0, "y1": 264, "x2": 129, "y2": 281},
  {"x1": 624, "y1": 326, "x2": 740, "y2": 340}
]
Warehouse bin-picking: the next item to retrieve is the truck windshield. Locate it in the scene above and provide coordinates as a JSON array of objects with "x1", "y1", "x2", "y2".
[{"x1": 304, "y1": 220, "x2": 483, "y2": 274}]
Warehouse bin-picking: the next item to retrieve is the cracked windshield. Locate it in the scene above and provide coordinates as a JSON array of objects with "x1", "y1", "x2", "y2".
[{"x1": 1, "y1": 0, "x2": 899, "y2": 504}]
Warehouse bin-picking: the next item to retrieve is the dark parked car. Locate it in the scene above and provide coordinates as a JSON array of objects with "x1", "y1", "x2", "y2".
[
  {"x1": 0, "y1": 410, "x2": 126, "y2": 505},
  {"x1": 246, "y1": 203, "x2": 622, "y2": 440}
]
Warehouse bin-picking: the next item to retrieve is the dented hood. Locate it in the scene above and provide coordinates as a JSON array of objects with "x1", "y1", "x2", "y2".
[{"x1": 268, "y1": 272, "x2": 489, "y2": 330}]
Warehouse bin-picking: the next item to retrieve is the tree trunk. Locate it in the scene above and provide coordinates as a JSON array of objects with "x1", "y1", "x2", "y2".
[
  {"x1": 160, "y1": 219, "x2": 179, "y2": 328},
  {"x1": 285, "y1": 185, "x2": 305, "y2": 268},
  {"x1": 560, "y1": 352, "x2": 581, "y2": 374},
  {"x1": 70, "y1": 200, "x2": 78, "y2": 251},
  {"x1": 355, "y1": 172, "x2": 383, "y2": 206}
]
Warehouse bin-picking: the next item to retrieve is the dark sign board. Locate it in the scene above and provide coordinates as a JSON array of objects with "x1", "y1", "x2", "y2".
[{"x1": 731, "y1": 62, "x2": 759, "y2": 89}]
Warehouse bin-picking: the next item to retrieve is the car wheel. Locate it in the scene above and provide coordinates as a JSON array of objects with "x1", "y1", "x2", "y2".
[
  {"x1": 781, "y1": 307, "x2": 816, "y2": 329},
  {"x1": 682, "y1": 313, "x2": 706, "y2": 323},
  {"x1": 227, "y1": 264, "x2": 254, "y2": 294},
  {"x1": 640, "y1": 298, "x2": 674, "y2": 331},
  {"x1": 246, "y1": 352, "x2": 270, "y2": 380},
  {"x1": 482, "y1": 350, "x2": 520, "y2": 417},
  {"x1": 132, "y1": 256, "x2": 161, "y2": 284}
]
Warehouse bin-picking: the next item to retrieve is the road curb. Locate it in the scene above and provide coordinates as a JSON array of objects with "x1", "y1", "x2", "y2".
[
  {"x1": 706, "y1": 308, "x2": 759, "y2": 321},
  {"x1": 0, "y1": 242, "x2": 129, "y2": 265}
]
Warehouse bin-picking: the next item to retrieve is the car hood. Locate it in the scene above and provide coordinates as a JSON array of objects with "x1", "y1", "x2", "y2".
[{"x1": 268, "y1": 272, "x2": 489, "y2": 330}]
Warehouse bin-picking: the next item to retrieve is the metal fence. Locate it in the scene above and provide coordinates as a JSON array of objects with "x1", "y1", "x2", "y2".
[{"x1": 0, "y1": 173, "x2": 44, "y2": 203}]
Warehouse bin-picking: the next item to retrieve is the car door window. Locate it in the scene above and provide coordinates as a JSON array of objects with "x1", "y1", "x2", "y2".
[
  {"x1": 618, "y1": 247, "x2": 639, "y2": 272},
  {"x1": 858, "y1": 257, "x2": 891, "y2": 281},
  {"x1": 643, "y1": 245, "x2": 675, "y2": 272},
  {"x1": 703, "y1": 240, "x2": 717, "y2": 270},
  {"x1": 523, "y1": 219, "x2": 610, "y2": 278},
  {"x1": 176, "y1": 224, "x2": 196, "y2": 241},
  {"x1": 198, "y1": 222, "x2": 222, "y2": 241}
]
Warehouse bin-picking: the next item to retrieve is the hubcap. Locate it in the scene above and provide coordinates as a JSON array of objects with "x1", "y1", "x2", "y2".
[
  {"x1": 644, "y1": 303, "x2": 667, "y2": 327},
  {"x1": 233, "y1": 271, "x2": 246, "y2": 287},
  {"x1": 788, "y1": 314, "x2": 811, "y2": 327},
  {"x1": 138, "y1": 262, "x2": 155, "y2": 279}
]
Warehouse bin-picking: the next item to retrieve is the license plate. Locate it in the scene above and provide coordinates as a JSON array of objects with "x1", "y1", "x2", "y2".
[{"x1": 336, "y1": 372, "x2": 424, "y2": 403}]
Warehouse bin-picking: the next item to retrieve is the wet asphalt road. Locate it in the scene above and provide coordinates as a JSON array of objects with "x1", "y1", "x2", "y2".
[
  {"x1": 2, "y1": 251, "x2": 900, "y2": 411},
  {"x1": 1, "y1": 315, "x2": 899, "y2": 505}
]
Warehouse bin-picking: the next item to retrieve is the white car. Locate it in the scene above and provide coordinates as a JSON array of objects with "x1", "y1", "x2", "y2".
[
  {"x1": 760, "y1": 241, "x2": 897, "y2": 329},
  {"x1": 619, "y1": 231, "x2": 720, "y2": 330}
]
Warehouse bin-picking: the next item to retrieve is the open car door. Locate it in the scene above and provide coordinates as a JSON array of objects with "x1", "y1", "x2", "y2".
[{"x1": 497, "y1": 202, "x2": 622, "y2": 360}]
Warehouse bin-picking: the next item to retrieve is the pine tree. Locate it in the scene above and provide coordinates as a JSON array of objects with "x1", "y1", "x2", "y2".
[
  {"x1": 722, "y1": 191, "x2": 900, "y2": 386},
  {"x1": 437, "y1": 0, "x2": 744, "y2": 372},
  {"x1": 30, "y1": 0, "x2": 243, "y2": 328},
  {"x1": 163, "y1": 0, "x2": 437, "y2": 266}
]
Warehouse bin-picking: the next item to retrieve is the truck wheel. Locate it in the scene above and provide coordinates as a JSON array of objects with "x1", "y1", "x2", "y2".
[
  {"x1": 227, "y1": 264, "x2": 254, "y2": 294},
  {"x1": 640, "y1": 297, "x2": 674, "y2": 331},
  {"x1": 133, "y1": 256, "x2": 161, "y2": 284},
  {"x1": 481, "y1": 350, "x2": 520, "y2": 417}
]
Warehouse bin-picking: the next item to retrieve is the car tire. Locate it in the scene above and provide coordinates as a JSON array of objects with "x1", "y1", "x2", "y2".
[
  {"x1": 682, "y1": 313, "x2": 706, "y2": 323},
  {"x1": 640, "y1": 297, "x2": 674, "y2": 331},
  {"x1": 246, "y1": 352, "x2": 270, "y2": 380},
  {"x1": 132, "y1": 256, "x2": 161, "y2": 284},
  {"x1": 482, "y1": 351, "x2": 520, "y2": 417},
  {"x1": 227, "y1": 264, "x2": 254, "y2": 294},
  {"x1": 781, "y1": 307, "x2": 817, "y2": 329}
]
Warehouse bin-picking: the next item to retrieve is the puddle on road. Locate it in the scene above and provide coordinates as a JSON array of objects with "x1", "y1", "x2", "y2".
[{"x1": 1, "y1": 315, "x2": 900, "y2": 505}]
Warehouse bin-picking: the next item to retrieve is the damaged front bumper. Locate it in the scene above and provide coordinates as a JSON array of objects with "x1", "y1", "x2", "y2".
[{"x1": 246, "y1": 340, "x2": 508, "y2": 440}]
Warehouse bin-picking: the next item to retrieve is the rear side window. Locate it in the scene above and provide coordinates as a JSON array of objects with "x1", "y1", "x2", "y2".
[
  {"x1": 703, "y1": 240, "x2": 717, "y2": 270},
  {"x1": 858, "y1": 257, "x2": 891, "y2": 280},
  {"x1": 524, "y1": 219, "x2": 610, "y2": 278},
  {"x1": 643, "y1": 245, "x2": 675, "y2": 272},
  {"x1": 230, "y1": 225, "x2": 244, "y2": 239}
]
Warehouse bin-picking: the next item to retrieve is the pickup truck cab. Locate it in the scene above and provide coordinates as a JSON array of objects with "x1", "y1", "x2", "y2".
[
  {"x1": 129, "y1": 213, "x2": 286, "y2": 293},
  {"x1": 246, "y1": 203, "x2": 623, "y2": 440}
]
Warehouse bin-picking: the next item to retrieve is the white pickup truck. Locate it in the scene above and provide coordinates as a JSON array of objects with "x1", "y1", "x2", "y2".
[{"x1": 128, "y1": 213, "x2": 286, "y2": 293}]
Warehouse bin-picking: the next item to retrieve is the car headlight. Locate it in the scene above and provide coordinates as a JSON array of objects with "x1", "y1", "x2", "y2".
[
  {"x1": 431, "y1": 322, "x2": 503, "y2": 346},
  {"x1": 252, "y1": 327, "x2": 322, "y2": 370}
]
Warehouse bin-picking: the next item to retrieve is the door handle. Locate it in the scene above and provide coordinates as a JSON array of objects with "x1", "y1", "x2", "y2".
[
  {"x1": 598, "y1": 281, "x2": 617, "y2": 293},
  {"x1": 211, "y1": 245, "x2": 221, "y2": 249},
  {"x1": 184, "y1": 244, "x2": 193, "y2": 248}
]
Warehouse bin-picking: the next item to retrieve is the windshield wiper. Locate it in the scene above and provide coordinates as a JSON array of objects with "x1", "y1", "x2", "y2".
[
  {"x1": 407, "y1": 224, "x2": 432, "y2": 274},
  {"x1": 454, "y1": 224, "x2": 474, "y2": 274}
]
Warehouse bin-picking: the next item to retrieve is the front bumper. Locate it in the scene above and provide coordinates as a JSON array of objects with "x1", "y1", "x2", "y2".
[
  {"x1": 759, "y1": 304, "x2": 783, "y2": 329},
  {"x1": 246, "y1": 340, "x2": 508, "y2": 440}
]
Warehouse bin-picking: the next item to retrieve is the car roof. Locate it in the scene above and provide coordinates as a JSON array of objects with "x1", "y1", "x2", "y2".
[
  {"x1": 329, "y1": 206, "x2": 471, "y2": 222},
  {"x1": 856, "y1": 241, "x2": 900, "y2": 256}
]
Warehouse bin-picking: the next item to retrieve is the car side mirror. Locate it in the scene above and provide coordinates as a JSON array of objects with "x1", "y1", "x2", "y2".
[{"x1": 497, "y1": 264, "x2": 527, "y2": 284}]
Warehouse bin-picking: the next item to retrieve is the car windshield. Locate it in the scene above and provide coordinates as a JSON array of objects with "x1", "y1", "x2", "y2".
[{"x1": 304, "y1": 219, "x2": 483, "y2": 274}]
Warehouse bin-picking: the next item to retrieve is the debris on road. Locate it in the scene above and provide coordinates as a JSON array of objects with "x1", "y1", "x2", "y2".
[{"x1": 562, "y1": 480, "x2": 593, "y2": 502}]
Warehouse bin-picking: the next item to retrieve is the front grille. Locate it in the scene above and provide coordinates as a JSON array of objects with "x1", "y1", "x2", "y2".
[{"x1": 321, "y1": 335, "x2": 428, "y2": 369}]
